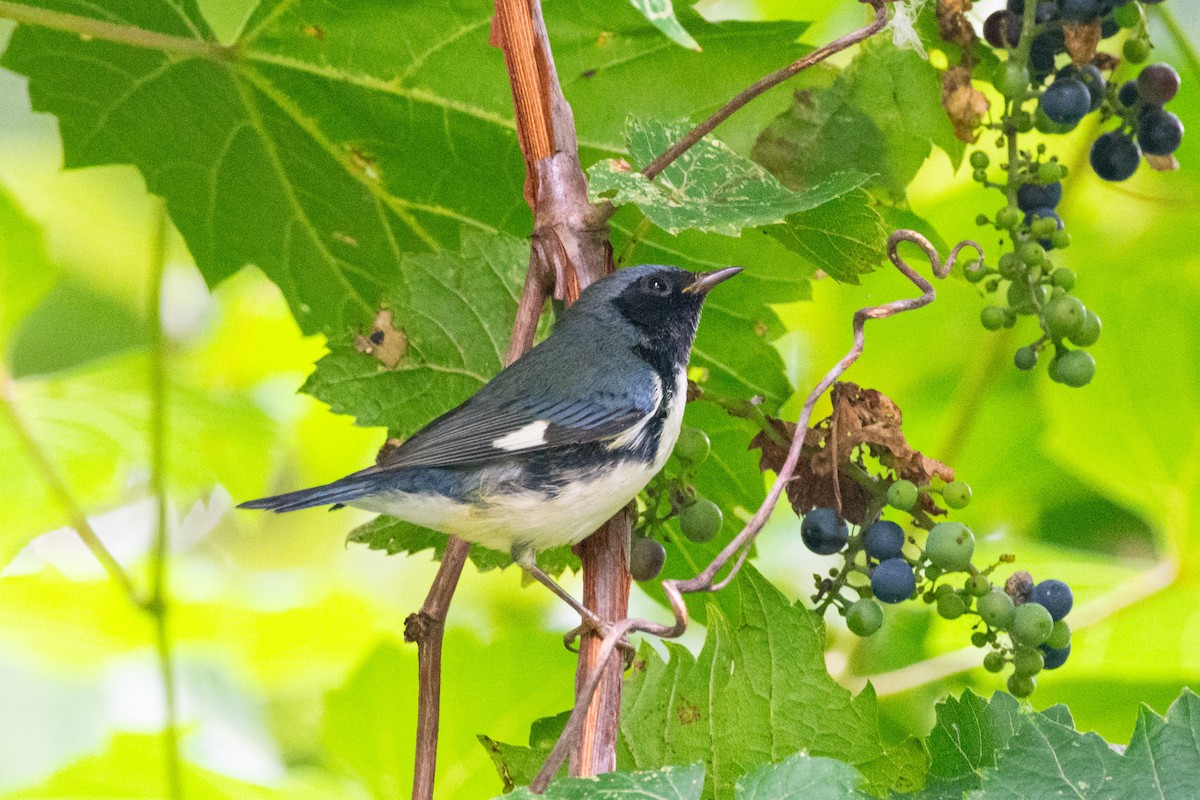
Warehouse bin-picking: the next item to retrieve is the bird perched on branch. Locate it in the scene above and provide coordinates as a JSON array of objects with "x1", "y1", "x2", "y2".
[{"x1": 240, "y1": 263, "x2": 740, "y2": 624}]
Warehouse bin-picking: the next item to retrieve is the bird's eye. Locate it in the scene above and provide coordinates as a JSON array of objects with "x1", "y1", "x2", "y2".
[{"x1": 645, "y1": 276, "x2": 670, "y2": 295}]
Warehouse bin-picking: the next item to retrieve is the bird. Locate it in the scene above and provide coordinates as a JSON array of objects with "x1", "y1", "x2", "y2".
[{"x1": 239, "y1": 263, "x2": 741, "y2": 627}]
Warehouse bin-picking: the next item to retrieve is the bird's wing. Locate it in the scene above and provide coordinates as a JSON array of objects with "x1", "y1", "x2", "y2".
[{"x1": 365, "y1": 383, "x2": 661, "y2": 472}]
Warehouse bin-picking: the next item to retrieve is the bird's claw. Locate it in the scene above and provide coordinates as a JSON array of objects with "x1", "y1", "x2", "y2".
[{"x1": 563, "y1": 619, "x2": 635, "y2": 668}]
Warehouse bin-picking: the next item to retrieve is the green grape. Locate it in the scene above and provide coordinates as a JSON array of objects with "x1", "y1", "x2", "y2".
[
  {"x1": 887, "y1": 479, "x2": 919, "y2": 511},
  {"x1": 1013, "y1": 646, "x2": 1045, "y2": 677},
  {"x1": 1046, "y1": 295, "x2": 1086, "y2": 338},
  {"x1": 1069, "y1": 310, "x2": 1102, "y2": 346},
  {"x1": 1124, "y1": 38, "x2": 1151, "y2": 64},
  {"x1": 1008, "y1": 673, "x2": 1037, "y2": 698},
  {"x1": 984, "y1": 651, "x2": 1006, "y2": 673},
  {"x1": 847, "y1": 598, "x2": 884, "y2": 637},
  {"x1": 998, "y1": 252, "x2": 1022, "y2": 279},
  {"x1": 943, "y1": 481, "x2": 972, "y2": 509},
  {"x1": 981, "y1": 306, "x2": 1009, "y2": 331},
  {"x1": 1037, "y1": 161, "x2": 1063, "y2": 183},
  {"x1": 1050, "y1": 229, "x2": 1071, "y2": 249},
  {"x1": 1013, "y1": 111, "x2": 1035, "y2": 133},
  {"x1": 679, "y1": 498, "x2": 722, "y2": 543},
  {"x1": 965, "y1": 260, "x2": 987, "y2": 282},
  {"x1": 996, "y1": 206, "x2": 1022, "y2": 229},
  {"x1": 965, "y1": 574, "x2": 991, "y2": 597},
  {"x1": 973, "y1": 168, "x2": 989, "y2": 183},
  {"x1": 975, "y1": 213, "x2": 990, "y2": 226},
  {"x1": 925, "y1": 565, "x2": 943, "y2": 581},
  {"x1": 1011, "y1": 602, "x2": 1055, "y2": 646},
  {"x1": 1051, "y1": 268, "x2": 1077, "y2": 290},
  {"x1": 630, "y1": 536, "x2": 666, "y2": 581},
  {"x1": 1047, "y1": 619, "x2": 1072, "y2": 650},
  {"x1": 970, "y1": 151, "x2": 990, "y2": 169},
  {"x1": 1056, "y1": 350, "x2": 1096, "y2": 387},
  {"x1": 1031, "y1": 216, "x2": 1059, "y2": 238},
  {"x1": 937, "y1": 592, "x2": 967, "y2": 620},
  {"x1": 1113, "y1": 2, "x2": 1140, "y2": 28},
  {"x1": 1000, "y1": 62, "x2": 1031, "y2": 98},
  {"x1": 1014, "y1": 346, "x2": 1038, "y2": 371},
  {"x1": 1020, "y1": 241, "x2": 1046, "y2": 266},
  {"x1": 925, "y1": 522, "x2": 975, "y2": 572},
  {"x1": 979, "y1": 590, "x2": 1016, "y2": 629},
  {"x1": 674, "y1": 427, "x2": 711, "y2": 464},
  {"x1": 935, "y1": 583, "x2": 956, "y2": 599},
  {"x1": 971, "y1": 631, "x2": 990, "y2": 648}
]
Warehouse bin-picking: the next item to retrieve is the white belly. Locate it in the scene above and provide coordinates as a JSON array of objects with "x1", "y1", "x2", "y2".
[{"x1": 353, "y1": 368, "x2": 688, "y2": 554}]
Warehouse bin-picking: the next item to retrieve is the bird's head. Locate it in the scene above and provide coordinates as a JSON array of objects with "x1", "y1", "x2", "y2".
[{"x1": 567, "y1": 264, "x2": 742, "y2": 370}]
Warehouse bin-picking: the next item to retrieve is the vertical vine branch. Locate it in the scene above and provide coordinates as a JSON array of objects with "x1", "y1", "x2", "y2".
[{"x1": 530, "y1": 232, "x2": 985, "y2": 791}]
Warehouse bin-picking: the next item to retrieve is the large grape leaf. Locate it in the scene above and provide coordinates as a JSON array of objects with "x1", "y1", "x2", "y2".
[
  {"x1": 753, "y1": 39, "x2": 964, "y2": 199},
  {"x1": 0, "y1": 182, "x2": 57, "y2": 351},
  {"x1": 765, "y1": 190, "x2": 889, "y2": 284},
  {"x1": 589, "y1": 117, "x2": 869, "y2": 235},
  {"x1": 736, "y1": 752, "x2": 874, "y2": 800},
  {"x1": 1, "y1": 0, "x2": 812, "y2": 343}
]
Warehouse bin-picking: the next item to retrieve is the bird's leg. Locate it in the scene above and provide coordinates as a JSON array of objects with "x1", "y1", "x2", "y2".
[
  {"x1": 512, "y1": 543, "x2": 604, "y2": 630},
  {"x1": 512, "y1": 544, "x2": 635, "y2": 664}
]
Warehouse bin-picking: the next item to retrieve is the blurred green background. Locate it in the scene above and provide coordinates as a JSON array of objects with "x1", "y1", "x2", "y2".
[{"x1": 0, "y1": 0, "x2": 1197, "y2": 798}]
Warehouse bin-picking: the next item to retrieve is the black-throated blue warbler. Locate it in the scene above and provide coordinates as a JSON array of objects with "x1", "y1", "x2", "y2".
[{"x1": 240, "y1": 264, "x2": 740, "y2": 619}]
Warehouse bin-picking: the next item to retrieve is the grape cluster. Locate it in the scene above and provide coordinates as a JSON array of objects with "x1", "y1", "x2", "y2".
[
  {"x1": 961, "y1": 0, "x2": 1184, "y2": 385},
  {"x1": 802, "y1": 477, "x2": 1074, "y2": 697},
  {"x1": 629, "y1": 426, "x2": 724, "y2": 581}
]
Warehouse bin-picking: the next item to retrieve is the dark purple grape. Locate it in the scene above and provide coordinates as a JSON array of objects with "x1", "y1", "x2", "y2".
[
  {"x1": 1138, "y1": 108, "x2": 1184, "y2": 155},
  {"x1": 1017, "y1": 181, "x2": 1063, "y2": 212},
  {"x1": 1061, "y1": 63, "x2": 1106, "y2": 110},
  {"x1": 1035, "y1": 1, "x2": 1059, "y2": 23},
  {"x1": 984, "y1": 10, "x2": 1022, "y2": 48},
  {"x1": 1041, "y1": 643, "x2": 1071, "y2": 669},
  {"x1": 1138, "y1": 63, "x2": 1181, "y2": 104},
  {"x1": 1118, "y1": 79, "x2": 1140, "y2": 108},
  {"x1": 864, "y1": 520, "x2": 905, "y2": 561},
  {"x1": 871, "y1": 558, "x2": 916, "y2": 604},
  {"x1": 1031, "y1": 579, "x2": 1074, "y2": 620},
  {"x1": 1100, "y1": 14, "x2": 1119, "y2": 38},
  {"x1": 1090, "y1": 131, "x2": 1141, "y2": 181},
  {"x1": 1008, "y1": 0, "x2": 1025, "y2": 11},
  {"x1": 801, "y1": 507, "x2": 849, "y2": 555},
  {"x1": 1041, "y1": 77, "x2": 1091, "y2": 125},
  {"x1": 1061, "y1": 0, "x2": 1103, "y2": 21},
  {"x1": 1030, "y1": 32, "x2": 1063, "y2": 79},
  {"x1": 630, "y1": 536, "x2": 666, "y2": 581}
]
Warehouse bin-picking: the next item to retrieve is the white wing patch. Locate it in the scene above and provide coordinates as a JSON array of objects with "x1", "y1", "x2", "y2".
[{"x1": 492, "y1": 420, "x2": 550, "y2": 451}]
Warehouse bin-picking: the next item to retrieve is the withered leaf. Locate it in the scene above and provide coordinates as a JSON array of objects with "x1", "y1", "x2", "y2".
[
  {"x1": 1064, "y1": 20, "x2": 1101, "y2": 66},
  {"x1": 941, "y1": 66, "x2": 990, "y2": 143},
  {"x1": 751, "y1": 382, "x2": 954, "y2": 525},
  {"x1": 354, "y1": 308, "x2": 408, "y2": 369}
]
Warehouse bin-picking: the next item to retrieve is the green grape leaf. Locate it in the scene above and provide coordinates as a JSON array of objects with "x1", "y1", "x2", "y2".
[
  {"x1": 916, "y1": 690, "x2": 1022, "y2": 799},
  {"x1": 2, "y1": 0, "x2": 812, "y2": 343},
  {"x1": 627, "y1": 0, "x2": 700, "y2": 51},
  {"x1": 300, "y1": 231, "x2": 524, "y2": 435},
  {"x1": 590, "y1": 118, "x2": 869, "y2": 235},
  {"x1": 479, "y1": 734, "x2": 565, "y2": 794},
  {"x1": 498, "y1": 763, "x2": 706, "y2": 800},
  {"x1": 735, "y1": 752, "x2": 874, "y2": 800},
  {"x1": 617, "y1": 565, "x2": 924, "y2": 799},
  {"x1": 753, "y1": 39, "x2": 964, "y2": 198},
  {"x1": 346, "y1": 515, "x2": 579, "y2": 577},
  {"x1": 0, "y1": 182, "x2": 57, "y2": 351},
  {"x1": 1115, "y1": 689, "x2": 1200, "y2": 798},
  {"x1": 765, "y1": 190, "x2": 888, "y2": 284}
]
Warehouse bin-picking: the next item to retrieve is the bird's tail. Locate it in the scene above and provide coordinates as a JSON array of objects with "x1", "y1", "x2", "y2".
[{"x1": 238, "y1": 473, "x2": 377, "y2": 513}]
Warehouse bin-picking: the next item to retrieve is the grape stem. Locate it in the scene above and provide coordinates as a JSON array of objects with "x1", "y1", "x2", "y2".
[{"x1": 530, "y1": 230, "x2": 985, "y2": 791}]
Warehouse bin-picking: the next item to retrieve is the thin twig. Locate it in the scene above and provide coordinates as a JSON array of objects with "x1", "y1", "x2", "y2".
[
  {"x1": 639, "y1": 0, "x2": 890, "y2": 182},
  {"x1": 531, "y1": 231, "x2": 984, "y2": 792},
  {"x1": 144, "y1": 201, "x2": 183, "y2": 800},
  {"x1": 0, "y1": 372, "x2": 145, "y2": 608}
]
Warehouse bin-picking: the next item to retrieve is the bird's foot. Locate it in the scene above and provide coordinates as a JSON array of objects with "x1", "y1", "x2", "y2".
[{"x1": 563, "y1": 618, "x2": 635, "y2": 668}]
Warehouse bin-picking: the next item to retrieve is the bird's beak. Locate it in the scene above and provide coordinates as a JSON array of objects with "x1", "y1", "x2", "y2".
[{"x1": 684, "y1": 266, "x2": 744, "y2": 295}]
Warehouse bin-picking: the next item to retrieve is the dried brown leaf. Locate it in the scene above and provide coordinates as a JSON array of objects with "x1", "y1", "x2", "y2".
[
  {"x1": 941, "y1": 66, "x2": 990, "y2": 143},
  {"x1": 354, "y1": 308, "x2": 408, "y2": 369},
  {"x1": 1064, "y1": 20, "x2": 1101, "y2": 65},
  {"x1": 936, "y1": 0, "x2": 976, "y2": 47}
]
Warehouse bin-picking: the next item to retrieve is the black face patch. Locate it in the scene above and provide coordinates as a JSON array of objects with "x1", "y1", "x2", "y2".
[{"x1": 612, "y1": 268, "x2": 705, "y2": 380}]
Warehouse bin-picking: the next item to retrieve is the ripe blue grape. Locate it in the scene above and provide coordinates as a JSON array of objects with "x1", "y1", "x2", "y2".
[
  {"x1": 1137, "y1": 63, "x2": 1181, "y2": 104},
  {"x1": 1031, "y1": 579, "x2": 1074, "y2": 620},
  {"x1": 1030, "y1": 33, "x2": 1060, "y2": 79},
  {"x1": 984, "y1": 10, "x2": 1021, "y2": 48},
  {"x1": 1041, "y1": 643, "x2": 1071, "y2": 670},
  {"x1": 1138, "y1": 108, "x2": 1184, "y2": 156},
  {"x1": 1090, "y1": 131, "x2": 1141, "y2": 181},
  {"x1": 1041, "y1": 77, "x2": 1091, "y2": 125},
  {"x1": 630, "y1": 536, "x2": 666, "y2": 581},
  {"x1": 871, "y1": 558, "x2": 916, "y2": 604},
  {"x1": 1017, "y1": 181, "x2": 1062, "y2": 212},
  {"x1": 800, "y1": 507, "x2": 848, "y2": 555},
  {"x1": 1060, "y1": 0, "x2": 1103, "y2": 21},
  {"x1": 864, "y1": 520, "x2": 906, "y2": 560},
  {"x1": 1063, "y1": 63, "x2": 1106, "y2": 110},
  {"x1": 1118, "y1": 79, "x2": 1140, "y2": 108}
]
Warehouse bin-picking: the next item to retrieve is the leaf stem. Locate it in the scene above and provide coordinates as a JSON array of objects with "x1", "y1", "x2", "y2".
[
  {"x1": 0, "y1": 369, "x2": 144, "y2": 607},
  {"x1": 0, "y1": 1, "x2": 230, "y2": 60},
  {"x1": 146, "y1": 200, "x2": 183, "y2": 800}
]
